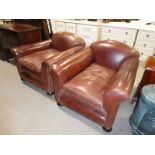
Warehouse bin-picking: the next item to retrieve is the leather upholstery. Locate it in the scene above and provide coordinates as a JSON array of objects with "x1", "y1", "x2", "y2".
[
  {"x1": 52, "y1": 32, "x2": 85, "y2": 51},
  {"x1": 50, "y1": 40, "x2": 140, "y2": 130},
  {"x1": 51, "y1": 48, "x2": 94, "y2": 99},
  {"x1": 18, "y1": 48, "x2": 60, "y2": 72},
  {"x1": 11, "y1": 32, "x2": 86, "y2": 94},
  {"x1": 12, "y1": 39, "x2": 53, "y2": 59},
  {"x1": 91, "y1": 40, "x2": 139, "y2": 70},
  {"x1": 61, "y1": 63, "x2": 116, "y2": 116}
]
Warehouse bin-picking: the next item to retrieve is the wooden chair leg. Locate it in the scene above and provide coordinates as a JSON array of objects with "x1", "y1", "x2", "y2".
[
  {"x1": 57, "y1": 102, "x2": 63, "y2": 106},
  {"x1": 102, "y1": 127, "x2": 112, "y2": 132},
  {"x1": 47, "y1": 92, "x2": 53, "y2": 95}
]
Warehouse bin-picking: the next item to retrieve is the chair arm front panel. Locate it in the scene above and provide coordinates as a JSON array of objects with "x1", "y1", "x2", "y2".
[
  {"x1": 103, "y1": 57, "x2": 139, "y2": 129},
  {"x1": 50, "y1": 48, "x2": 94, "y2": 100}
]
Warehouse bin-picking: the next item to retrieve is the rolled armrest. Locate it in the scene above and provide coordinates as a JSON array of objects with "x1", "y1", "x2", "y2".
[
  {"x1": 42, "y1": 45, "x2": 84, "y2": 69},
  {"x1": 11, "y1": 39, "x2": 52, "y2": 59},
  {"x1": 103, "y1": 57, "x2": 139, "y2": 127},
  {"x1": 50, "y1": 48, "x2": 94, "y2": 100},
  {"x1": 104, "y1": 57, "x2": 139, "y2": 103},
  {"x1": 41, "y1": 46, "x2": 85, "y2": 92}
]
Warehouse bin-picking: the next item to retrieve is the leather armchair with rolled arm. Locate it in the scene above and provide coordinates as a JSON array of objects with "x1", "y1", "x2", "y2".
[
  {"x1": 50, "y1": 40, "x2": 140, "y2": 131},
  {"x1": 11, "y1": 32, "x2": 85, "y2": 94}
]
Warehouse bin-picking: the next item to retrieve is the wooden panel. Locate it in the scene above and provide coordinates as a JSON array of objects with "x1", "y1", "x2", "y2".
[
  {"x1": 66, "y1": 23, "x2": 76, "y2": 34},
  {"x1": 55, "y1": 21, "x2": 65, "y2": 32},
  {"x1": 103, "y1": 26, "x2": 137, "y2": 37},
  {"x1": 0, "y1": 23, "x2": 42, "y2": 62},
  {"x1": 18, "y1": 30, "x2": 42, "y2": 44},
  {"x1": 135, "y1": 56, "x2": 155, "y2": 98},
  {"x1": 145, "y1": 56, "x2": 155, "y2": 70},
  {"x1": 77, "y1": 24, "x2": 98, "y2": 46}
]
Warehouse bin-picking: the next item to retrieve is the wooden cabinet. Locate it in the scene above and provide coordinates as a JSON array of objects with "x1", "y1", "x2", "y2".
[
  {"x1": 102, "y1": 23, "x2": 138, "y2": 47},
  {"x1": 102, "y1": 22, "x2": 155, "y2": 60},
  {"x1": 14, "y1": 19, "x2": 50, "y2": 40},
  {"x1": 103, "y1": 26, "x2": 137, "y2": 37},
  {"x1": 55, "y1": 21, "x2": 65, "y2": 32},
  {"x1": 0, "y1": 23, "x2": 42, "y2": 62},
  {"x1": 49, "y1": 19, "x2": 155, "y2": 58},
  {"x1": 51, "y1": 20, "x2": 100, "y2": 46},
  {"x1": 135, "y1": 56, "x2": 155, "y2": 98},
  {"x1": 50, "y1": 20, "x2": 77, "y2": 34},
  {"x1": 77, "y1": 23, "x2": 99, "y2": 46},
  {"x1": 65, "y1": 23, "x2": 76, "y2": 34},
  {"x1": 134, "y1": 30, "x2": 155, "y2": 57}
]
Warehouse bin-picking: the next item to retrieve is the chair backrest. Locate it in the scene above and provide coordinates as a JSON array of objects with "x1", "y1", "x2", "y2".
[
  {"x1": 90, "y1": 40, "x2": 139, "y2": 70},
  {"x1": 52, "y1": 32, "x2": 86, "y2": 51}
]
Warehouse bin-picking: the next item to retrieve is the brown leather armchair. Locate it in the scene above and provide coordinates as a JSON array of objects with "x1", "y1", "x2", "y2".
[
  {"x1": 50, "y1": 40, "x2": 140, "y2": 131},
  {"x1": 11, "y1": 32, "x2": 85, "y2": 94}
]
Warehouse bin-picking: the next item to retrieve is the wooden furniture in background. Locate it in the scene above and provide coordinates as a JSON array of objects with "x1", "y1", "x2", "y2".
[
  {"x1": 77, "y1": 22, "x2": 100, "y2": 46},
  {"x1": 0, "y1": 23, "x2": 42, "y2": 62},
  {"x1": 14, "y1": 19, "x2": 50, "y2": 40},
  {"x1": 51, "y1": 20, "x2": 100, "y2": 46},
  {"x1": 135, "y1": 56, "x2": 155, "y2": 98},
  {"x1": 134, "y1": 28, "x2": 155, "y2": 57},
  {"x1": 102, "y1": 22, "x2": 138, "y2": 47},
  {"x1": 0, "y1": 19, "x2": 14, "y2": 24}
]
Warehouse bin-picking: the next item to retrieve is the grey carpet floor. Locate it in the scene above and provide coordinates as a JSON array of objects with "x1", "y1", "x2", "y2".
[{"x1": 0, "y1": 59, "x2": 145, "y2": 134}]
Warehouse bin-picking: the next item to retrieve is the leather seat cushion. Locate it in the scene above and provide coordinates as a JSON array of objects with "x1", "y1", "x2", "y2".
[
  {"x1": 18, "y1": 48, "x2": 60, "y2": 72},
  {"x1": 61, "y1": 63, "x2": 116, "y2": 116}
]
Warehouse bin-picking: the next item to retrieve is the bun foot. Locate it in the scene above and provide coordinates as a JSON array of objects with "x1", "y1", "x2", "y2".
[
  {"x1": 102, "y1": 127, "x2": 112, "y2": 132},
  {"x1": 57, "y1": 102, "x2": 63, "y2": 106},
  {"x1": 47, "y1": 92, "x2": 53, "y2": 95}
]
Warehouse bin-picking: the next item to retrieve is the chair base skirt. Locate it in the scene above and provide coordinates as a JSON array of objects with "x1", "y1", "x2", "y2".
[{"x1": 59, "y1": 96, "x2": 108, "y2": 128}]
